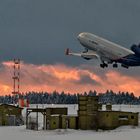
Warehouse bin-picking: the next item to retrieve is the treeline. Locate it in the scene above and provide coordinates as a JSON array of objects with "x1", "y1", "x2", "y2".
[{"x1": 0, "y1": 90, "x2": 140, "y2": 104}]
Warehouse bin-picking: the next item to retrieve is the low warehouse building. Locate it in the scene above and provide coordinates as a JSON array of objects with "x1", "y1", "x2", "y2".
[
  {"x1": 26, "y1": 107, "x2": 68, "y2": 130},
  {"x1": 78, "y1": 96, "x2": 139, "y2": 130},
  {"x1": 0, "y1": 104, "x2": 23, "y2": 126},
  {"x1": 45, "y1": 115, "x2": 78, "y2": 130},
  {"x1": 26, "y1": 95, "x2": 139, "y2": 131},
  {"x1": 98, "y1": 111, "x2": 138, "y2": 130},
  {"x1": 46, "y1": 107, "x2": 67, "y2": 115},
  {"x1": 46, "y1": 115, "x2": 60, "y2": 130},
  {"x1": 62, "y1": 115, "x2": 78, "y2": 129}
]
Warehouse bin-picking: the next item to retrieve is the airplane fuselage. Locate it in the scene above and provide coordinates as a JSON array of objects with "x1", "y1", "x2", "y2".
[{"x1": 77, "y1": 32, "x2": 140, "y2": 67}]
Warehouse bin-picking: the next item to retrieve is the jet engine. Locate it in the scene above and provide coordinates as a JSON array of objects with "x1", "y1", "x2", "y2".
[
  {"x1": 81, "y1": 54, "x2": 92, "y2": 60},
  {"x1": 131, "y1": 44, "x2": 140, "y2": 55},
  {"x1": 82, "y1": 56, "x2": 92, "y2": 60}
]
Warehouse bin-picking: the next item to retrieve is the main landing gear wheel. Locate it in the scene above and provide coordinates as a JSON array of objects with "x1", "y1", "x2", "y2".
[
  {"x1": 113, "y1": 63, "x2": 118, "y2": 68},
  {"x1": 121, "y1": 64, "x2": 129, "y2": 69},
  {"x1": 100, "y1": 63, "x2": 108, "y2": 68}
]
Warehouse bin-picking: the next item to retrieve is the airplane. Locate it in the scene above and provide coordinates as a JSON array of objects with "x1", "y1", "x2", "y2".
[{"x1": 65, "y1": 32, "x2": 140, "y2": 68}]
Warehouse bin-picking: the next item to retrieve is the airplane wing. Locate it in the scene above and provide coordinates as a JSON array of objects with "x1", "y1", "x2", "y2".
[
  {"x1": 81, "y1": 52, "x2": 99, "y2": 59},
  {"x1": 65, "y1": 48, "x2": 99, "y2": 59}
]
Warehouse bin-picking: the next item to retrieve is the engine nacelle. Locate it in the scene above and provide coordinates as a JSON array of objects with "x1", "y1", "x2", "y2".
[
  {"x1": 131, "y1": 44, "x2": 140, "y2": 55},
  {"x1": 81, "y1": 54, "x2": 92, "y2": 60},
  {"x1": 82, "y1": 56, "x2": 92, "y2": 60}
]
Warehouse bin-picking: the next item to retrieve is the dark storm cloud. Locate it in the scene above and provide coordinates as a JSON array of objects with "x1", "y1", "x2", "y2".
[{"x1": 0, "y1": 0, "x2": 140, "y2": 67}]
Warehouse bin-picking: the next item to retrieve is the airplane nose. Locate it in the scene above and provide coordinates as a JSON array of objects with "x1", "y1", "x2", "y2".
[{"x1": 77, "y1": 32, "x2": 85, "y2": 40}]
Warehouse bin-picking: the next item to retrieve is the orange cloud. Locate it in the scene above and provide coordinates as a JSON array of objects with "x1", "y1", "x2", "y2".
[{"x1": 0, "y1": 61, "x2": 140, "y2": 96}]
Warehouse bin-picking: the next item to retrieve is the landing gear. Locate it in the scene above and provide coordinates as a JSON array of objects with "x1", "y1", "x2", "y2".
[
  {"x1": 100, "y1": 63, "x2": 108, "y2": 68},
  {"x1": 121, "y1": 64, "x2": 129, "y2": 69},
  {"x1": 104, "y1": 63, "x2": 108, "y2": 67},
  {"x1": 113, "y1": 63, "x2": 118, "y2": 68}
]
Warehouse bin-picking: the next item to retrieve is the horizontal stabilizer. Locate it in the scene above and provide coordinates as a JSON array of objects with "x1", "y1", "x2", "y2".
[{"x1": 65, "y1": 48, "x2": 81, "y2": 56}]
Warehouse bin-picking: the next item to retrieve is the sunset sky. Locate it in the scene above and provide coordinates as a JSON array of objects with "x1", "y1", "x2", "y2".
[{"x1": 0, "y1": 0, "x2": 140, "y2": 96}]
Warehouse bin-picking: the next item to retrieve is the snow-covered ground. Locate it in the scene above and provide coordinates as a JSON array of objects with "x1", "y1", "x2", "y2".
[{"x1": 0, "y1": 104, "x2": 140, "y2": 140}]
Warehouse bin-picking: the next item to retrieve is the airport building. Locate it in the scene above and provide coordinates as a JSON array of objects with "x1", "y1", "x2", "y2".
[
  {"x1": 78, "y1": 96, "x2": 138, "y2": 130},
  {"x1": 26, "y1": 95, "x2": 139, "y2": 130},
  {"x1": 0, "y1": 104, "x2": 23, "y2": 126}
]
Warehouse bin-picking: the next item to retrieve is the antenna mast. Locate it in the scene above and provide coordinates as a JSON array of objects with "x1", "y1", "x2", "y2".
[{"x1": 12, "y1": 59, "x2": 20, "y2": 104}]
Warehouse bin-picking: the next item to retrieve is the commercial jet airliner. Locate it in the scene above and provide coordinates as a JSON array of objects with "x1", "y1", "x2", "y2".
[{"x1": 66, "y1": 32, "x2": 140, "y2": 68}]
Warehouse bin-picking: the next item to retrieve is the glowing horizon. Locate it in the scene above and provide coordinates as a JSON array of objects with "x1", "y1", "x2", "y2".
[{"x1": 0, "y1": 61, "x2": 140, "y2": 97}]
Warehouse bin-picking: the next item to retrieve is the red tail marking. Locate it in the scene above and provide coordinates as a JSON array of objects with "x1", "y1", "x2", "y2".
[{"x1": 65, "y1": 48, "x2": 70, "y2": 55}]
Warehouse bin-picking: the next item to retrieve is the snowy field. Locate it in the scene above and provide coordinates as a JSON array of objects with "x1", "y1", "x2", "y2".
[{"x1": 0, "y1": 104, "x2": 140, "y2": 140}]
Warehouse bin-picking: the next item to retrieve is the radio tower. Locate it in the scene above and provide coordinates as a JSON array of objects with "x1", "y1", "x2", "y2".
[{"x1": 12, "y1": 59, "x2": 20, "y2": 105}]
